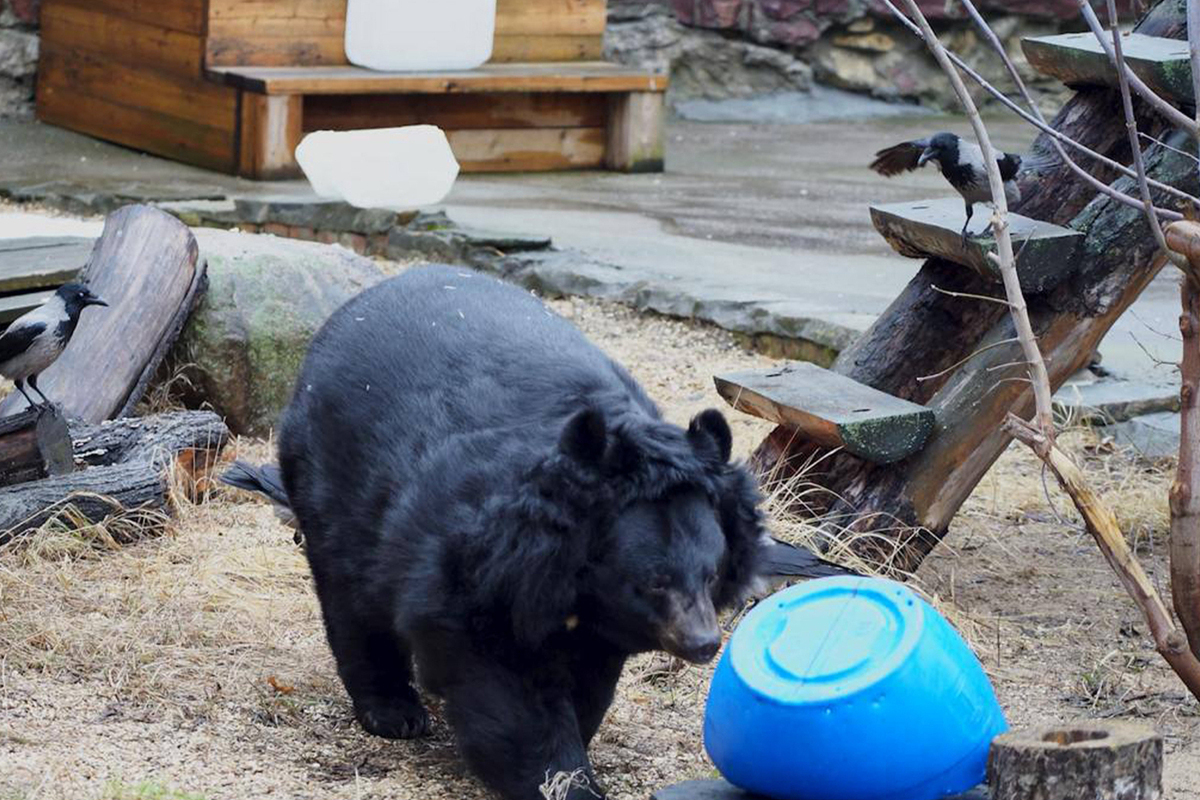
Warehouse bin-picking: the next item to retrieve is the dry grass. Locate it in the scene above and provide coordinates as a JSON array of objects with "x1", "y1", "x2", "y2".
[{"x1": 0, "y1": 298, "x2": 1196, "y2": 799}]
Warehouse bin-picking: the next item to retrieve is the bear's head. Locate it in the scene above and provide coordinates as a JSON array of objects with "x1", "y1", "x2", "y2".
[{"x1": 509, "y1": 407, "x2": 770, "y2": 663}]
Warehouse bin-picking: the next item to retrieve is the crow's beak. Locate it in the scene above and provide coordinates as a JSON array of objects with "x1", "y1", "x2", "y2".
[
  {"x1": 85, "y1": 294, "x2": 108, "y2": 308},
  {"x1": 917, "y1": 146, "x2": 937, "y2": 167}
]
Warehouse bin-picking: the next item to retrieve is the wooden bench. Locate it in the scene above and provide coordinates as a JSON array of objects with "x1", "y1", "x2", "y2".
[{"x1": 36, "y1": 0, "x2": 667, "y2": 179}]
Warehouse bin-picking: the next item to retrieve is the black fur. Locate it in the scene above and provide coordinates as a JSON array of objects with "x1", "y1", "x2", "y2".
[{"x1": 276, "y1": 265, "x2": 770, "y2": 800}]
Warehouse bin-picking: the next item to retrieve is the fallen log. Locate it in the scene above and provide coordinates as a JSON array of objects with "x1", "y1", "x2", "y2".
[
  {"x1": 0, "y1": 407, "x2": 73, "y2": 487},
  {"x1": 0, "y1": 410, "x2": 229, "y2": 540}
]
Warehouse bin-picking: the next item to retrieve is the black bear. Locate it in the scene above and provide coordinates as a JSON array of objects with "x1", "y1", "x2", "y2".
[{"x1": 250, "y1": 266, "x2": 772, "y2": 800}]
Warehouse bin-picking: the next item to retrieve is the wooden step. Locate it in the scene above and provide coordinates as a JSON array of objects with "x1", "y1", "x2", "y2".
[
  {"x1": 0, "y1": 237, "x2": 89, "y2": 293},
  {"x1": 1022, "y1": 32, "x2": 1192, "y2": 104},
  {"x1": 870, "y1": 198, "x2": 1083, "y2": 294},
  {"x1": 714, "y1": 362, "x2": 935, "y2": 464}
]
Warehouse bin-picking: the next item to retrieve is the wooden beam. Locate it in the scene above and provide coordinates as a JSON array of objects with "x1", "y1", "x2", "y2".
[
  {"x1": 206, "y1": 63, "x2": 668, "y2": 95},
  {"x1": 40, "y1": 0, "x2": 206, "y2": 77},
  {"x1": 870, "y1": 198, "x2": 1084, "y2": 294},
  {"x1": 0, "y1": 206, "x2": 205, "y2": 422},
  {"x1": 302, "y1": 92, "x2": 606, "y2": 132},
  {"x1": 491, "y1": 34, "x2": 603, "y2": 63},
  {"x1": 1022, "y1": 32, "x2": 1193, "y2": 104},
  {"x1": 447, "y1": 127, "x2": 606, "y2": 172},
  {"x1": 716, "y1": 363, "x2": 935, "y2": 464},
  {"x1": 606, "y1": 91, "x2": 665, "y2": 173},
  {"x1": 238, "y1": 93, "x2": 304, "y2": 179}
]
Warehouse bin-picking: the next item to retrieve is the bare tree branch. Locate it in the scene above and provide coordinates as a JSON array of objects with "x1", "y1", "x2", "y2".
[
  {"x1": 1078, "y1": 0, "x2": 1199, "y2": 133},
  {"x1": 879, "y1": 0, "x2": 1197, "y2": 218}
]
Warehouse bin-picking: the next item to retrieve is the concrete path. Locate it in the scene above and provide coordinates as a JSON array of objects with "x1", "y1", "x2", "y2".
[{"x1": 0, "y1": 113, "x2": 1184, "y2": 425}]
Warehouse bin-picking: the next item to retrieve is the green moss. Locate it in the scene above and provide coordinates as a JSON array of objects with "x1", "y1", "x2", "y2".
[
  {"x1": 102, "y1": 781, "x2": 207, "y2": 800},
  {"x1": 839, "y1": 413, "x2": 934, "y2": 464}
]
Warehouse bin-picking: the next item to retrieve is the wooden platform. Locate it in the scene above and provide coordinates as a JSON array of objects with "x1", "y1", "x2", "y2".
[
  {"x1": 870, "y1": 198, "x2": 1084, "y2": 294},
  {"x1": 1022, "y1": 32, "x2": 1193, "y2": 104},
  {"x1": 714, "y1": 362, "x2": 935, "y2": 464},
  {"x1": 0, "y1": 237, "x2": 90, "y2": 325},
  {"x1": 36, "y1": 0, "x2": 667, "y2": 179}
]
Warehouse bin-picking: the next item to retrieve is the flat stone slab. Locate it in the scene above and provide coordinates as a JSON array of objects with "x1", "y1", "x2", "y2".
[
  {"x1": 714, "y1": 361, "x2": 935, "y2": 463},
  {"x1": 1054, "y1": 377, "x2": 1179, "y2": 424},
  {"x1": 1107, "y1": 411, "x2": 1180, "y2": 460},
  {"x1": 652, "y1": 778, "x2": 989, "y2": 800},
  {"x1": 0, "y1": 289, "x2": 53, "y2": 325},
  {"x1": 1023, "y1": 32, "x2": 1193, "y2": 105},
  {"x1": 0, "y1": 236, "x2": 90, "y2": 293},
  {"x1": 871, "y1": 198, "x2": 1084, "y2": 293}
]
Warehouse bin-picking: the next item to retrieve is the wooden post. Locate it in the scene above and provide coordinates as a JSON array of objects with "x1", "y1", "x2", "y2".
[
  {"x1": 238, "y1": 92, "x2": 303, "y2": 179},
  {"x1": 605, "y1": 91, "x2": 665, "y2": 173},
  {"x1": 0, "y1": 407, "x2": 73, "y2": 487}
]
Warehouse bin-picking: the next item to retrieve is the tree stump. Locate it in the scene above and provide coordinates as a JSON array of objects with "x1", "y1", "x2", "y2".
[
  {"x1": 0, "y1": 407, "x2": 73, "y2": 486},
  {"x1": 987, "y1": 721, "x2": 1162, "y2": 800}
]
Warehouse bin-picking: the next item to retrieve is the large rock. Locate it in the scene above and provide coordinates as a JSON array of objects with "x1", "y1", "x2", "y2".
[
  {"x1": 605, "y1": 5, "x2": 812, "y2": 99},
  {"x1": 0, "y1": 26, "x2": 36, "y2": 119},
  {"x1": 178, "y1": 229, "x2": 385, "y2": 436}
]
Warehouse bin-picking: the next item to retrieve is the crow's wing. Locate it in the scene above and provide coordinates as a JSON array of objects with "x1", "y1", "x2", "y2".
[
  {"x1": 0, "y1": 320, "x2": 47, "y2": 369},
  {"x1": 870, "y1": 140, "x2": 926, "y2": 177}
]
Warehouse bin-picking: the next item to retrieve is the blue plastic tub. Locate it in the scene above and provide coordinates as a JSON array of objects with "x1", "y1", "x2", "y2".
[{"x1": 704, "y1": 576, "x2": 1007, "y2": 800}]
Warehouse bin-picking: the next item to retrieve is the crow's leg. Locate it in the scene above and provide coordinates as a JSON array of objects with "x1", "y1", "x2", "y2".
[
  {"x1": 960, "y1": 201, "x2": 974, "y2": 248},
  {"x1": 27, "y1": 374, "x2": 50, "y2": 406},
  {"x1": 13, "y1": 378, "x2": 39, "y2": 408}
]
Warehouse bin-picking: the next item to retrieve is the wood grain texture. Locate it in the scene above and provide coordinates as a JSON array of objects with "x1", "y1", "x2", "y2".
[
  {"x1": 0, "y1": 238, "x2": 89, "y2": 294},
  {"x1": 717, "y1": 363, "x2": 934, "y2": 464},
  {"x1": 206, "y1": 0, "x2": 346, "y2": 67},
  {"x1": 48, "y1": 0, "x2": 207, "y2": 34},
  {"x1": 302, "y1": 92, "x2": 605, "y2": 131},
  {"x1": 1023, "y1": 31, "x2": 1193, "y2": 104},
  {"x1": 447, "y1": 127, "x2": 605, "y2": 171},
  {"x1": 206, "y1": 62, "x2": 667, "y2": 95},
  {"x1": 0, "y1": 408, "x2": 74, "y2": 488},
  {"x1": 495, "y1": 0, "x2": 606, "y2": 35},
  {"x1": 870, "y1": 198, "x2": 1083, "y2": 294},
  {"x1": 606, "y1": 91, "x2": 665, "y2": 172},
  {"x1": 491, "y1": 34, "x2": 603, "y2": 63},
  {"x1": 40, "y1": 0, "x2": 206, "y2": 76},
  {"x1": 37, "y1": 61, "x2": 237, "y2": 174},
  {"x1": 0, "y1": 207, "x2": 204, "y2": 423},
  {"x1": 238, "y1": 93, "x2": 304, "y2": 179},
  {"x1": 39, "y1": 47, "x2": 238, "y2": 131}
]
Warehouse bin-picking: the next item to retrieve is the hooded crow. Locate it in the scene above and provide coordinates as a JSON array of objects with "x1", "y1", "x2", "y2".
[
  {"x1": 871, "y1": 132, "x2": 1023, "y2": 245},
  {"x1": 0, "y1": 282, "x2": 107, "y2": 410}
]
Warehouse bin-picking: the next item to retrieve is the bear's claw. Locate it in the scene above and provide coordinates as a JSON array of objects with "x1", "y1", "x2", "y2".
[{"x1": 356, "y1": 699, "x2": 431, "y2": 739}]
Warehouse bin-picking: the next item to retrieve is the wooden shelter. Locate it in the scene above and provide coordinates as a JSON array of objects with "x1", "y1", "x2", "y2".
[{"x1": 35, "y1": 0, "x2": 666, "y2": 178}]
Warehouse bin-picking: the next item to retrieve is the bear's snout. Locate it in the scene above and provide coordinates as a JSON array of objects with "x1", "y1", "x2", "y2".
[{"x1": 660, "y1": 591, "x2": 721, "y2": 664}]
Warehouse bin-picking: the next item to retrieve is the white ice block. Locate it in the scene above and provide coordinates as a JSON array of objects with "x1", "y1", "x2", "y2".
[
  {"x1": 344, "y1": 0, "x2": 496, "y2": 71},
  {"x1": 295, "y1": 126, "x2": 461, "y2": 211}
]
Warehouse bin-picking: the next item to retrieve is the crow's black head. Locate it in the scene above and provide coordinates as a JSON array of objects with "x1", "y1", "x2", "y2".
[
  {"x1": 56, "y1": 283, "x2": 108, "y2": 316},
  {"x1": 917, "y1": 132, "x2": 960, "y2": 168}
]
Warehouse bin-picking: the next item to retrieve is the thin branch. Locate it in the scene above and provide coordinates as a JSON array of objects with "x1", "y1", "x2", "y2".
[
  {"x1": 1078, "y1": 0, "x2": 1200, "y2": 133},
  {"x1": 880, "y1": 0, "x2": 1196, "y2": 218},
  {"x1": 889, "y1": 0, "x2": 1055, "y2": 440},
  {"x1": 1106, "y1": 0, "x2": 1192, "y2": 274},
  {"x1": 1140, "y1": 131, "x2": 1200, "y2": 165},
  {"x1": 930, "y1": 283, "x2": 1013, "y2": 306},
  {"x1": 915, "y1": 336, "x2": 1022, "y2": 383}
]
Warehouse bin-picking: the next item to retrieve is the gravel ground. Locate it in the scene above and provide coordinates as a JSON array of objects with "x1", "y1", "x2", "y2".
[{"x1": 0, "y1": 293, "x2": 1197, "y2": 800}]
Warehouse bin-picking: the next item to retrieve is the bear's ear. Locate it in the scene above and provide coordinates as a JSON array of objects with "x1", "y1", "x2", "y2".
[
  {"x1": 560, "y1": 408, "x2": 607, "y2": 465},
  {"x1": 688, "y1": 409, "x2": 732, "y2": 463}
]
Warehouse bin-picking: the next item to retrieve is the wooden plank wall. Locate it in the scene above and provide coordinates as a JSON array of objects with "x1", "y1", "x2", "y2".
[
  {"x1": 205, "y1": 0, "x2": 607, "y2": 67},
  {"x1": 37, "y1": 0, "x2": 240, "y2": 173},
  {"x1": 303, "y1": 91, "x2": 607, "y2": 171}
]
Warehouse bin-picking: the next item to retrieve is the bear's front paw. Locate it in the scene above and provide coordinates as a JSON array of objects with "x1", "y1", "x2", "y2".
[{"x1": 355, "y1": 697, "x2": 431, "y2": 739}]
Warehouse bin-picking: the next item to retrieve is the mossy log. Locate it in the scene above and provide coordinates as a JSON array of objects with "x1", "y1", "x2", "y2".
[
  {"x1": 0, "y1": 410, "x2": 229, "y2": 540},
  {"x1": 1023, "y1": 31, "x2": 1193, "y2": 105},
  {"x1": 754, "y1": 0, "x2": 1196, "y2": 570}
]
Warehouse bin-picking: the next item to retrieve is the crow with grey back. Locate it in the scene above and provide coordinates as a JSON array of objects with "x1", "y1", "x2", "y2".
[{"x1": 871, "y1": 132, "x2": 1023, "y2": 245}]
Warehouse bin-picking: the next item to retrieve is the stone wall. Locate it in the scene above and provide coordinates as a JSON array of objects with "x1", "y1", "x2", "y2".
[{"x1": 0, "y1": 0, "x2": 37, "y2": 119}]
